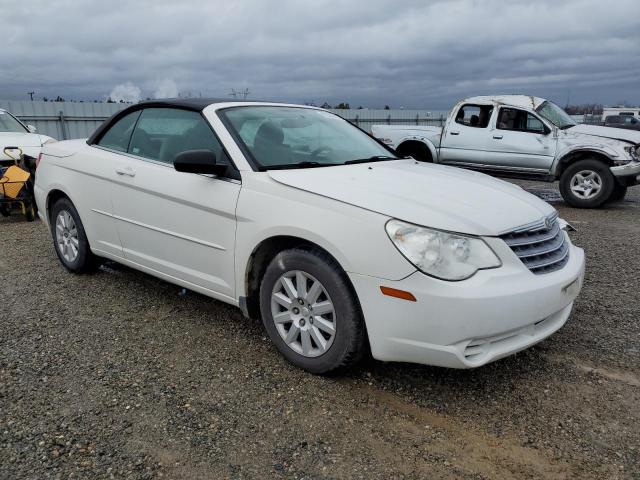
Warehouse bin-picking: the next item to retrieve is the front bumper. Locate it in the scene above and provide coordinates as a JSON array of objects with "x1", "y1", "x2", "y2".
[
  {"x1": 349, "y1": 235, "x2": 585, "y2": 368},
  {"x1": 611, "y1": 160, "x2": 640, "y2": 185}
]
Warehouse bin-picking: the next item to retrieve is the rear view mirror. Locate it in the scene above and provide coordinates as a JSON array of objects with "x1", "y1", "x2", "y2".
[
  {"x1": 174, "y1": 150, "x2": 226, "y2": 175},
  {"x1": 27, "y1": 125, "x2": 37, "y2": 133}
]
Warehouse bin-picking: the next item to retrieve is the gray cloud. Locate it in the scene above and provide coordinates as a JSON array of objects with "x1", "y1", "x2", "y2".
[{"x1": 1, "y1": 0, "x2": 638, "y2": 108}]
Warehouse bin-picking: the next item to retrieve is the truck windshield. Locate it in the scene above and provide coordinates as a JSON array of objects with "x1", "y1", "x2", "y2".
[
  {"x1": 0, "y1": 111, "x2": 28, "y2": 133},
  {"x1": 219, "y1": 106, "x2": 398, "y2": 170},
  {"x1": 535, "y1": 101, "x2": 576, "y2": 130}
]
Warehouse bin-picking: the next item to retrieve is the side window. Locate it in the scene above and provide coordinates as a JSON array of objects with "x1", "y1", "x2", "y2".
[
  {"x1": 454, "y1": 104, "x2": 493, "y2": 128},
  {"x1": 497, "y1": 108, "x2": 546, "y2": 134},
  {"x1": 128, "y1": 108, "x2": 228, "y2": 166},
  {"x1": 97, "y1": 111, "x2": 141, "y2": 152}
]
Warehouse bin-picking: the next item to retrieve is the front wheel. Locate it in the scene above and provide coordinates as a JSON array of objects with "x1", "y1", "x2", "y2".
[
  {"x1": 259, "y1": 248, "x2": 366, "y2": 374},
  {"x1": 559, "y1": 159, "x2": 615, "y2": 208},
  {"x1": 608, "y1": 182, "x2": 627, "y2": 202}
]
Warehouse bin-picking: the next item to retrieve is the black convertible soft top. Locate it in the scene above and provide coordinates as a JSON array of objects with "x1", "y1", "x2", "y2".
[{"x1": 86, "y1": 98, "x2": 264, "y2": 145}]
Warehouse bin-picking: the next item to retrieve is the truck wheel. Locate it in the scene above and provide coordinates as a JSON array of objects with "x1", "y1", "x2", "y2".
[
  {"x1": 259, "y1": 247, "x2": 366, "y2": 374},
  {"x1": 396, "y1": 141, "x2": 432, "y2": 162},
  {"x1": 50, "y1": 197, "x2": 101, "y2": 273},
  {"x1": 559, "y1": 159, "x2": 614, "y2": 208},
  {"x1": 608, "y1": 183, "x2": 627, "y2": 202}
]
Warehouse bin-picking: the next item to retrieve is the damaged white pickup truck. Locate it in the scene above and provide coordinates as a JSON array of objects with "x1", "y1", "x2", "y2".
[{"x1": 372, "y1": 95, "x2": 640, "y2": 207}]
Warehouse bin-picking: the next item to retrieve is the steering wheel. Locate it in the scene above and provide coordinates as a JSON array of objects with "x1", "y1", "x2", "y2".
[{"x1": 310, "y1": 146, "x2": 334, "y2": 159}]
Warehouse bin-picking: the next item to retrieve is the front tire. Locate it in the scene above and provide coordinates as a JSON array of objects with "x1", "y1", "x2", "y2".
[
  {"x1": 50, "y1": 197, "x2": 100, "y2": 273},
  {"x1": 608, "y1": 182, "x2": 627, "y2": 202},
  {"x1": 259, "y1": 247, "x2": 366, "y2": 374},
  {"x1": 559, "y1": 159, "x2": 614, "y2": 208}
]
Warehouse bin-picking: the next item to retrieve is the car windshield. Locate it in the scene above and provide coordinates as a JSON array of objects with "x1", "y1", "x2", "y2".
[
  {"x1": 220, "y1": 106, "x2": 398, "y2": 170},
  {"x1": 0, "y1": 111, "x2": 28, "y2": 133},
  {"x1": 535, "y1": 101, "x2": 576, "y2": 130}
]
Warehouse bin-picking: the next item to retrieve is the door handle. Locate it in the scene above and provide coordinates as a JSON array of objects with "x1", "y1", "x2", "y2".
[
  {"x1": 115, "y1": 167, "x2": 136, "y2": 177},
  {"x1": 493, "y1": 135, "x2": 503, "y2": 140},
  {"x1": 450, "y1": 131, "x2": 460, "y2": 136}
]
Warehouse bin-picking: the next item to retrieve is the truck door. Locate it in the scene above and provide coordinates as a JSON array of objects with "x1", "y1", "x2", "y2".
[
  {"x1": 484, "y1": 107, "x2": 556, "y2": 172},
  {"x1": 439, "y1": 104, "x2": 493, "y2": 166}
]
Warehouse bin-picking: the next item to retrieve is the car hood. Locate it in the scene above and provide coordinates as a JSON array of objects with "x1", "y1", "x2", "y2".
[
  {"x1": 0, "y1": 132, "x2": 51, "y2": 160},
  {"x1": 0, "y1": 131, "x2": 45, "y2": 148},
  {"x1": 567, "y1": 124, "x2": 640, "y2": 144},
  {"x1": 267, "y1": 160, "x2": 555, "y2": 236}
]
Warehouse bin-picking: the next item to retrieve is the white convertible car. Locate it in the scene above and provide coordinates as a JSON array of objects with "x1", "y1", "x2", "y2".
[{"x1": 35, "y1": 99, "x2": 585, "y2": 373}]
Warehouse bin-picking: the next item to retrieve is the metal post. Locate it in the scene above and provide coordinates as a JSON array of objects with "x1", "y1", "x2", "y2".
[
  {"x1": 58, "y1": 111, "x2": 68, "y2": 140},
  {"x1": 387, "y1": 114, "x2": 391, "y2": 125},
  {"x1": 355, "y1": 115, "x2": 359, "y2": 126},
  {"x1": 416, "y1": 114, "x2": 419, "y2": 125}
]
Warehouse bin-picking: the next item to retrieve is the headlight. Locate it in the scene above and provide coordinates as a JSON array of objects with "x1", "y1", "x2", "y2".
[
  {"x1": 624, "y1": 145, "x2": 638, "y2": 161},
  {"x1": 385, "y1": 219, "x2": 501, "y2": 281}
]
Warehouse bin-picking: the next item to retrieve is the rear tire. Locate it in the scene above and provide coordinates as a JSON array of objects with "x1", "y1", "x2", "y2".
[
  {"x1": 259, "y1": 247, "x2": 366, "y2": 374},
  {"x1": 559, "y1": 159, "x2": 614, "y2": 208},
  {"x1": 396, "y1": 141, "x2": 432, "y2": 162},
  {"x1": 50, "y1": 197, "x2": 100, "y2": 273}
]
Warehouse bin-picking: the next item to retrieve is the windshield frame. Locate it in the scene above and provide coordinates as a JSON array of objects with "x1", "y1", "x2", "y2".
[
  {"x1": 535, "y1": 101, "x2": 576, "y2": 130},
  {"x1": 217, "y1": 105, "x2": 400, "y2": 171},
  {"x1": 0, "y1": 110, "x2": 29, "y2": 133}
]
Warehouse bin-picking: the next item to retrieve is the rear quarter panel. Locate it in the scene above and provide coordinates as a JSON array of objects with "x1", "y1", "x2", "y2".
[{"x1": 36, "y1": 141, "x2": 122, "y2": 257}]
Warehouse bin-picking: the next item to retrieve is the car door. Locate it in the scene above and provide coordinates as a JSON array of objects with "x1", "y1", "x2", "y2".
[
  {"x1": 484, "y1": 107, "x2": 556, "y2": 172},
  {"x1": 439, "y1": 104, "x2": 494, "y2": 166},
  {"x1": 110, "y1": 107, "x2": 241, "y2": 300},
  {"x1": 81, "y1": 109, "x2": 142, "y2": 258}
]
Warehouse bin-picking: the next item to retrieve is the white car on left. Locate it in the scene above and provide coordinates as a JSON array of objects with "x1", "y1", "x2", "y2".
[{"x1": 0, "y1": 108, "x2": 56, "y2": 166}]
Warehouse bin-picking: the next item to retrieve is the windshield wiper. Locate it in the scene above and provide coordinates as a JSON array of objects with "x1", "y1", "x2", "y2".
[
  {"x1": 560, "y1": 125, "x2": 575, "y2": 130},
  {"x1": 260, "y1": 161, "x2": 341, "y2": 171},
  {"x1": 344, "y1": 155, "x2": 398, "y2": 165}
]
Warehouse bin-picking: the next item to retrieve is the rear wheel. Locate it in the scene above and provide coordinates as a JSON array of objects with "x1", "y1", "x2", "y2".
[
  {"x1": 396, "y1": 141, "x2": 432, "y2": 162},
  {"x1": 559, "y1": 159, "x2": 614, "y2": 208},
  {"x1": 50, "y1": 197, "x2": 100, "y2": 273},
  {"x1": 259, "y1": 247, "x2": 366, "y2": 374}
]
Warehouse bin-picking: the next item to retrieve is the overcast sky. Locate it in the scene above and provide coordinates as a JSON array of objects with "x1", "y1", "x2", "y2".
[{"x1": 1, "y1": 0, "x2": 639, "y2": 108}]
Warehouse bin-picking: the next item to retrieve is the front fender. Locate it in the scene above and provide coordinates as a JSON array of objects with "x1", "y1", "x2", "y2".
[
  {"x1": 234, "y1": 174, "x2": 416, "y2": 299},
  {"x1": 551, "y1": 146, "x2": 617, "y2": 176}
]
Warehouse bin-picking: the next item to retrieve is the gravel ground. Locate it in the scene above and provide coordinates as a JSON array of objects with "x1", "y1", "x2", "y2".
[{"x1": 1, "y1": 181, "x2": 639, "y2": 479}]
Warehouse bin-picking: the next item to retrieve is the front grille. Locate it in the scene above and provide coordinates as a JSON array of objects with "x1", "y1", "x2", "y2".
[{"x1": 500, "y1": 213, "x2": 569, "y2": 274}]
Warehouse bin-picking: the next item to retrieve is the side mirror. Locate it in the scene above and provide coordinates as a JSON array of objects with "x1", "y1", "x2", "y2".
[
  {"x1": 174, "y1": 150, "x2": 226, "y2": 175},
  {"x1": 27, "y1": 124, "x2": 37, "y2": 133}
]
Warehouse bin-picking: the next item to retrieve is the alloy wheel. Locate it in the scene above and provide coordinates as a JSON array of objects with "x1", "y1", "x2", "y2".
[
  {"x1": 270, "y1": 270, "x2": 336, "y2": 357},
  {"x1": 55, "y1": 209, "x2": 79, "y2": 262},
  {"x1": 570, "y1": 170, "x2": 602, "y2": 199}
]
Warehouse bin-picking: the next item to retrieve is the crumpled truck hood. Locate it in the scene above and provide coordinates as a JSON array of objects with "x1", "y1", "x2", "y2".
[{"x1": 568, "y1": 124, "x2": 640, "y2": 144}]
